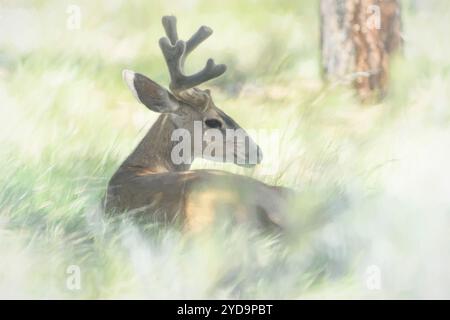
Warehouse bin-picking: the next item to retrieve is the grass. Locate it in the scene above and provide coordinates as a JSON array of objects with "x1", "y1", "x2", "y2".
[{"x1": 1, "y1": 0, "x2": 450, "y2": 299}]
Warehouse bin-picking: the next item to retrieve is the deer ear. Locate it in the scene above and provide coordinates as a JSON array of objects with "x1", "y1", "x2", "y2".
[{"x1": 122, "y1": 70, "x2": 180, "y2": 113}]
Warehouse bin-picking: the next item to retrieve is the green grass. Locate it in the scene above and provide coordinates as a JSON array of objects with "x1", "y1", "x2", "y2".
[{"x1": 1, "y1": 0, "x2": 450, "y2": 298}]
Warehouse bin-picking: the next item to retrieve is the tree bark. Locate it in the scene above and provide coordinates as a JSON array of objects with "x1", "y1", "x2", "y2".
[{"x1": 320, "y1": 0, "x2": 402, "y2": 103}]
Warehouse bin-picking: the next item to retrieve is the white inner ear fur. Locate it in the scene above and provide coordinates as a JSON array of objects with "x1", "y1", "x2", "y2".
[{"x1": 122, "y1": 69, "x2": 141, "y2": 103}]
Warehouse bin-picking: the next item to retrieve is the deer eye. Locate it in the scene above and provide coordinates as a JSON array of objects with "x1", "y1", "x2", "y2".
[{"x1": 205, "y1": 119, "x2": 222, "y2": 129}]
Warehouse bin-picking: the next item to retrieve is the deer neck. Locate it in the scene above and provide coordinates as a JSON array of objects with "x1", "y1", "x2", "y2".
[{"x1": 120, "y1": 114, "x2": 192, "y2": 174}]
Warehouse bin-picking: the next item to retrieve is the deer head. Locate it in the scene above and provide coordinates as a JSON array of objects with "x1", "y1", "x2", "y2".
[{"x1": 122, "y1": 16, "x2": 263, "y2": 169}]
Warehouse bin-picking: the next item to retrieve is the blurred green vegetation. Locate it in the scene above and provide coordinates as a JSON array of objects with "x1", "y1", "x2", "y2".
[{"x1": 1, "y1": 0, "x2": 450, "y2": 298}]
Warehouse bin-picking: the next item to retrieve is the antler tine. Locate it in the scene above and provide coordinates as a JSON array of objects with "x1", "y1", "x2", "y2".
[
  {"x1": 179, "y1": 58, "x2": 226, "y2": 91},
  {"x1": 158, "y1": 37, "x2": 185, "y2": 90},
  {"x1": 184, "y1": 26, "x2": 213, "y2": 57},
  {"x1": 161, "y1": 15, "x2": 178, "y2": 45},
  {"x1": 159, "y1": 15, "x2": 227, "y2": 96}
]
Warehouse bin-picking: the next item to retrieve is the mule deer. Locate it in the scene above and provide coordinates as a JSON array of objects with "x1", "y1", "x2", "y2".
[{"x1": 105, "y1": 16, "x2": 292, "y2": 231}]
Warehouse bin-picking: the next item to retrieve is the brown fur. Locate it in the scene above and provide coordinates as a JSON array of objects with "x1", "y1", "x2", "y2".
[{"x1": 105, "y1": 17, "x2": 293, "y2": 231}]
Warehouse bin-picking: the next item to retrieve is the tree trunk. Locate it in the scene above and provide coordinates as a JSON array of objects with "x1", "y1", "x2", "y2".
[{"x1": 320, "y1": 0, "x2": 402, "y2": 103}]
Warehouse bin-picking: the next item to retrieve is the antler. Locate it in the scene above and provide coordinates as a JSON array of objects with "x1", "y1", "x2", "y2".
[{"x1": 159, "y1": 16, "x2": 226, "y2": 103}]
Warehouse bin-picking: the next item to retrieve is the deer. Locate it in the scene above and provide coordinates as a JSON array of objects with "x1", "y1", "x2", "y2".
[{"x1": 105, "y1": 16, "x2": 293, "y2": 232}]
